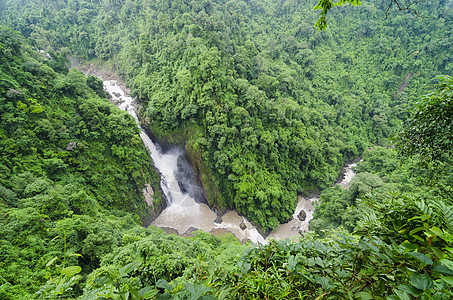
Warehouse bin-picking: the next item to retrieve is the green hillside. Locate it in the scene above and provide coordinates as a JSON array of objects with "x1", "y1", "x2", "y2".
[
  {"x1": 0, "y1": 26, "x2": 163, "y2": 298},
  {"x1": 1, "y1": 0, "x2": 452, "y2": 298},
  {"x1": 2, "y1": 0, "x2": 451, "y2": 231}
]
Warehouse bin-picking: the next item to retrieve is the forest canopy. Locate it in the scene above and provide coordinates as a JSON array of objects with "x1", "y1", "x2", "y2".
[
  {"x1": 1, "y1": 0, "x2": 453, "y2": 298},
  {"x1": 1, "y1": 0, "x2": 451, "y2": 231}
]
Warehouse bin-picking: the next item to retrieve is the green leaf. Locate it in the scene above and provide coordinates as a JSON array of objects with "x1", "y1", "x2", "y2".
[
  {"x1": 433, "y1": 265, "x2": 453, "y2": 275},
  {"x1": 440, "y1": 259, "x2": 453, "y2": 272},
  {"x1": 431, "y1": 247, "x2": 445, "y2": 260},
  {"x1": 185, "y1": 283, "x2": 212, "y2": 300},
  {"x1": 356, "y1": 291, "x2": 373, "y2": 300},
  {"x1": 119, "y1": 261, "x2": 139, "y2": 277},
  {"x1": 156, "y1": 279, "x2": 173, "y2": 292},
  {"x1": 429, "y1": 227, "x2": 444, "y2": 237},
  {"x1": 61, "y1": 266, "x2": 82, "y2": 277},
  {"x1": 130, "y1": 288, "x2": 140, "y2": 299},
  {"x1": 314, "y1": 276, "x2": 332, "y2": 289},
  {"x1": 238, "y1": 261, "x2": 251, "y2": 274},
  {"x1": 401, "y1": 241, "x2": 418, "y2": 251},
  {"x1": 397, "y1": 284, "x2": 422, "y2": 295},
  {"x1": 394, "y1": 289, "x2": 411, "y2": 300},
  {"x1": 139, "y1": 286, "x2": 159, "y2": 299},
  {"x1": 410, "y1": 273, "x2": 433, "y2": 290},
  {"x1": 442, "y1": 276, "x2": 453, "y2": 286},
  {"x1": 46, "y1": 256, "x2": 59, "y2": 267},
  {"x1": 287, "y1": 255, "x2": 297, "y2": 272},
  {"x1": 67, "y1": 253, "x2": 83, "y2": 258},
  {"x1": 408, "y1": 252, "x2": 433, "y2": 265},
  {"x1": 409, "y1": 226, "x2": 425, "y2": 236}
]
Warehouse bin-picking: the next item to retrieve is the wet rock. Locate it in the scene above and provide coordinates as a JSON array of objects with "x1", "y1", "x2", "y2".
[
  {"x1": 210, "y1": 228, "x2": 237, "y2": 240},
  {"x1": 113, "y1": 92, "x2": 121, "y2": 98},
  {"x1": 239, "y1": 220, "x2": 247, "y2": 230},
  {"x1": 175, "y1": 155, "x2": 206, "y2": 204},
  {"x1": 182, "y1": 227, "x2": 199, "y2": 237},
  {"x1": 241, "y1": 238, "x2": 252, "y2": 244},
  {"x1": 214, "y1": 215, "x2": 223, "y2": 223},
  {"x1": 160, "y1": 227, "x2": 179, "y2": 235},
  {"x1": 142, "y1": 183, "x2": 154, "y2": 207},
  {"x1": 298, "y1": 210, "x2": 307, "y2": 221}
]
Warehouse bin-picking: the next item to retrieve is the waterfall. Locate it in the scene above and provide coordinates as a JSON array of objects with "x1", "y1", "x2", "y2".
[
  {"x1": 102, "y1": 79, "x2": 358, "y2": 244},
  {"x1": 103, "y1": 80, "x2": 265, "y2": 243}
]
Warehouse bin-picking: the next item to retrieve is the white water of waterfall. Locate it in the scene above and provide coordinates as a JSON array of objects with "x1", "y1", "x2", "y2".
[{"x1": 103, "y1": 79, "x2": 358, "y2": 244}]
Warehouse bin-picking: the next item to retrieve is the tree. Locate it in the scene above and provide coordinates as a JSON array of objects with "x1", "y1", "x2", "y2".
[
  {"x1": 395, "y1": 76, "x2": 453, "y2": 164},
  {"x1": 314, "y1": 0, "x2": 428, "y2": 30}
]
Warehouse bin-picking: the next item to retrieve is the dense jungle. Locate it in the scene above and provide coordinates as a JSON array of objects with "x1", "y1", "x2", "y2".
[{"x1": 0, "y1": 0, "x2": 452, "y2": 298}]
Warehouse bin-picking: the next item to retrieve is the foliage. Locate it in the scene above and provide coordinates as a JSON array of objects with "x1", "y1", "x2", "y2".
[
  {"x1": 314, "y1": 0, "x2": 362, "y2": 30},
  {"x1": 3, "y1": 0, "x2": 449, "y2": 231},
  {"x1": 0, "y1": 26, "x2": 161, "y2": 299},
  {"x1": 313, "y1": 0, "x2": 431, "y2": 30},
  {"x1": 395, "y1": 75, "x2": 453, "y2": 164},
  {"x1": 1, "y1": 1, "x2": 453, "y2": 299}
]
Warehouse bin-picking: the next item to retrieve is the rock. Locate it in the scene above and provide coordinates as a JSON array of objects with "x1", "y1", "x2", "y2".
[
  {"x1": 142, "y1": 183, "x2": 154, "y2": 208},
  {"x1": 214, "y1": 215, "x2": 223, "y2": 223},
  {"x1": 239, "y1": 220, "x2": 247, "y2": 230},
  {"x1": 182, "y1": 227, "x2": 199, "y2": 237},
  {"x1": 160, "y1": 227, "x2": 179, "y2": 235},
  {"x1": 298, "y1": 210, "x2": 307, "y2": 221},
  {"x1": 66, "y1": 142, "x2": 77, "y2": 151}
]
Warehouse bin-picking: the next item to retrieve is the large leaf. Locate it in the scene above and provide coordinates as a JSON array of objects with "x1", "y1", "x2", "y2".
[
  {"x1": 442, "y1": 276, "x2": 453, "y2": 286},
  {"x1": 394, "y1": 289, "x2": 411, "y2": 300},
  {"x1": 356, "y1": 291, "x2": 373, "y2": 300},
  {"x1": 119, "y1": 261, "x2": 139, "y2": 278},
  {"x1": 138, "y1": 286, "x2": 159, "y2": 299},
  {"x1": 397, "y1": 284, "x2": 422, "y2": 296},
  {"x1": 410, "y1": 273, "x2": 433, "y2": 290},
  {"x1": 440, "y1": 259, "x2": 453, "y2": 272},
  {"x1": 184, "y1": 283, "x2": 213, "y2": 300},
  {"x1": 442, "y1": 206, "x2": 453, "y2": 234},
  {"x1": 61, "y1": 266, "x2": 82, "y2": 277},
  {"x1": 408, "y1": 252, "x2": 433, "y2": 265},
  {"x1": 432, "y1": 265, "x2": 453, "y2": 275},
  {"x1": 156, "y1": 279, "x2": 173, "y2": 292},
  {"x1": 314, "y1": 276, "x2": 332, "y2": 289}
]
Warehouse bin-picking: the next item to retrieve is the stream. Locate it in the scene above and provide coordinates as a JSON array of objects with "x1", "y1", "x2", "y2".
[{"x1": 103, "y1": 79, "x2": 358, "y2": 244}]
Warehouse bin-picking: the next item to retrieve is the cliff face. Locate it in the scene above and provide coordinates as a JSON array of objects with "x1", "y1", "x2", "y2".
[
  {"x1": 140, "y1": 120, "x2": 228, "y2": 214},
  {"x1": 185, "y1": 135, "x2": 227, "y2": 213}
]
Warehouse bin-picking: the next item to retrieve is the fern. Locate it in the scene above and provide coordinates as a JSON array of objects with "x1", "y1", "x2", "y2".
[
  {"x1": 439, "y1": 205, "x2": 453, "y2": 234},
  {"x1": 414, "y1": 200, "x2": 432, "y2": 216},
  {"x1": 429, "y1": 200, "x2": 453, "y2": 234}
]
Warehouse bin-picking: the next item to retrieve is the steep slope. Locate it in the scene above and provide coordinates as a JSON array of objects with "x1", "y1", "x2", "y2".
[{"x1": 0, "y1": 26, "x2": 162, "y2": 297}]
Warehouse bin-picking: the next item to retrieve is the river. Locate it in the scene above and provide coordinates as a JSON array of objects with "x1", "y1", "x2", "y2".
[{"x1": 103, "y1": 79, "x2": 357, "y2": 244}]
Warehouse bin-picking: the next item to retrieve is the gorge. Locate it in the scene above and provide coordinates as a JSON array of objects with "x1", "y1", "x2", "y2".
[{"x1": 103, "y1": 77, "x2": 358, "y2": 243}]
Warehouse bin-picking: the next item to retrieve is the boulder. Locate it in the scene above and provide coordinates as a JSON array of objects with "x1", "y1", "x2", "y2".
[
  {"x1": 298, "y1": 210, "x2": 307, "y2": 221},
  {"x1": 239, "y1": 220, "x2": 246, "y2": 230},
  {"x1": 182, "y1": 227, "x2": 199, "y2": 237},
  {"x1": 214, "y1": 215, "x2": 223, "y2": 224}
]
